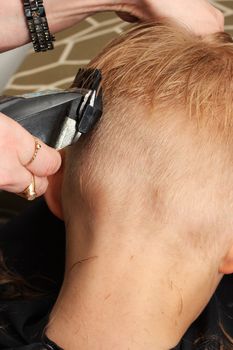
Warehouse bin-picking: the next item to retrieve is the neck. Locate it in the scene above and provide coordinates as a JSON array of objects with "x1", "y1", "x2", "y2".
[{"x1": 46, "y1": 204, "x2": 221, "y2": 350}]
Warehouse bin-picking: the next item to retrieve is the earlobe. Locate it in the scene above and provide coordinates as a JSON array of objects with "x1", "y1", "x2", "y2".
[
  {"x1": 219, "y1": 245, "x2": 233, "y2": 275},
  {"x1": 45, "y1": 174, "x2": 64, "y2": 220},
  {"x1": 44, "y1": 150, "x2": 65, "y2": 221}
]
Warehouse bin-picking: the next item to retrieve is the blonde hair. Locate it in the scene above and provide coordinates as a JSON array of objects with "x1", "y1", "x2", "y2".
[
  {"x1": 89, "y1": 22, "x2": 233, "y2": 127},
  {"x1": 66, "y1": 23, "x2": 233, "y2": 228}
]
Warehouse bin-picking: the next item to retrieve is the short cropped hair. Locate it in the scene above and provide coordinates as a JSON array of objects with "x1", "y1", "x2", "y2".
[
  {"x1": 64, "y1": 22, "x2": 233, "y2": 249},
  {"x1": 90, "y1": 22, "x2": 233, "y2": 124}
]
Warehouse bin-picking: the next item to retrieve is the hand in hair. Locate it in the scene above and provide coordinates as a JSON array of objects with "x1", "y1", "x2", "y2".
[
  {"x1": 117, "y1": 0, "x2": 224, "y2": 35},
  {"x1": 1, "y1": 0, "x2": 224, "y2": 51}
]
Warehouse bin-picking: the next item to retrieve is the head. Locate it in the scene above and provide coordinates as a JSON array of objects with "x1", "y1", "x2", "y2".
[{"x1": 46, "y1": 22, "x2": 233, "y2": 335}]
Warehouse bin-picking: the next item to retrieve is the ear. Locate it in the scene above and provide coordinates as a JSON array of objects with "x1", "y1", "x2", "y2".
[
  {"x1": 219, "y1": 244, "x2": 233, "y2": 275},
  {"x1": 44, "y1": 149, "x2": 65, "y2": 220}
]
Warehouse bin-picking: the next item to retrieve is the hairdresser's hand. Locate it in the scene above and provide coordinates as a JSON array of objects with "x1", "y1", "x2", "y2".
[
  {"x1": 2, "y1": 0, "x2": 223, "y2": 51},
  {"x1": 117, "y1": 0, "x2": 224, "y2": 35},
  {"x1": 0, "y1": 112, "x2": 61, "y2": 197}
]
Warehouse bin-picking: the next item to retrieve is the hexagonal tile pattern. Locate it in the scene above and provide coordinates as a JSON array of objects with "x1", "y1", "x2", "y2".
[
  {"x1": 4, "y1": 1, "x2": 233, "y2": 96},
  {"x1": 5, "y1": 13, "x2": 128, "y2": 95}
]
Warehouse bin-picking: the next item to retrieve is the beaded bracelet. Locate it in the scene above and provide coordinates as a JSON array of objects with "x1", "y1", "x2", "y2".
[{"x1": 23, "y1": 0, "x2": 55, "y2": 52}]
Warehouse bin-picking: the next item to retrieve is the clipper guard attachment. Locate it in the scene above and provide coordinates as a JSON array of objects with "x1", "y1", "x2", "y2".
[
  {"x1": 54, "y1": 68, "x2": 103, "y2": 149},
  {"x1": 72, "y1": 68, "x2": 103, "y2": 135}
]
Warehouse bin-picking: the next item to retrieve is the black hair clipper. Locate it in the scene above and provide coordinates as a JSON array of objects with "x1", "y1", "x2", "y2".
[{"x1": 0, "y1": 69, "x2": 102, "y2": 149}]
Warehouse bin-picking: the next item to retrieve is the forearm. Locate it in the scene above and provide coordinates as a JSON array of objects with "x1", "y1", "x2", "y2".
[
  {"x1": 1, "y1": 0, "x2": 223, "y2": 52},
  {"x1": 0, "y1": 0, "x2": 124, "y2": 52}
]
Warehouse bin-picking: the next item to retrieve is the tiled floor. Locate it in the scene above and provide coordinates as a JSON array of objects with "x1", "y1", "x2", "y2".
[{"x1": 1, "y1": 1, "x2": 233, "y2": 219}]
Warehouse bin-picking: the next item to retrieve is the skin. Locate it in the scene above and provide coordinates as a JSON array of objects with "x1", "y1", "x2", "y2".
[
  {"x1": 117, "y1": 0, "x2": 224, "y2": 33},
  {"x1": 0, "y1": 112, "x2": 61, "y2": 195},
  {"x1": 44, "y1": 147, "x2": 233, "y2": 350},
  {"x1": 0, "y1": 0, "x2": 224, "y2": 196},
  {"x1": 45, "y1": 218, "x2": 223, "y2": 350},
  {"x1": 1, "y1": 0, "x2": 224, "y2": 51}
]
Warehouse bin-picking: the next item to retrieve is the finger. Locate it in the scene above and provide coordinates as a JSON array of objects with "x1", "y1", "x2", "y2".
[
  {"x1": 1, "y1": 164, "x2": 48, "y2": 197},
  {"x1": 1, "y1": 112, "x2": 62, "y2": 177},
  {"x1": 17, "y1": 135, "x2": 62, "y2": 177},
  {"x1": 16, "y1": 176, "x2": 49, "y2": 199},
  {"x1": 0, "y1": 113, "x2": 58, "y2": 193},
  {"x1": 32, "y1": 176, "x2": 49, "y2": 198}
]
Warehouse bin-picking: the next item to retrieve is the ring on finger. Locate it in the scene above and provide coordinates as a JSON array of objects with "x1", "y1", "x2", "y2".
[
  {"x1": 26, "y1": 138, "x2": 42, "y2": 166},
  {"x1": 18, "y1": 175, "x2": 37, "y2": 201}
]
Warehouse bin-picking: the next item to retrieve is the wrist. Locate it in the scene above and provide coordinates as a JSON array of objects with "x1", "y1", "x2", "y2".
[
  {"x1": 0, "y1": 0, "x2": 30, "y2": 52},
  {"x1": 1, "y1": 0, "x2": 124, "y2": 52}
]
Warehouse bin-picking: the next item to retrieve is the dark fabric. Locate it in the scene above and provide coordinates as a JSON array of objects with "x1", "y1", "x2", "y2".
[
  {"x1": 174, "y1": 286, "x2": 233, "y2": 349},
  {"x1": 0, "y1": 199, "x2": 232, "y2": 349},
  {"x1": 0, "y1": 199, "x2": 65, "y2": 350}
]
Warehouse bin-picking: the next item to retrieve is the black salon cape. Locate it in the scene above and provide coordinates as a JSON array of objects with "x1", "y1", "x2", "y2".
[{"x1": 0, "y1": 200, "x2": 232, "y2": 350}]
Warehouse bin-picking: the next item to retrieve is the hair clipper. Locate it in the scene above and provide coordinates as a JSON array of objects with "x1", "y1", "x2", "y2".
[{"x1": 0, "y1": 69, "x2": 103, "y2": 149}]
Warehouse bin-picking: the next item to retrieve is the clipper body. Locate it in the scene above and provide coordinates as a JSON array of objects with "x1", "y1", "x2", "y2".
[{"x1": 0, "y1": 69, "x2": 102, "y2": 148}]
